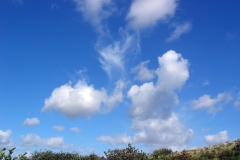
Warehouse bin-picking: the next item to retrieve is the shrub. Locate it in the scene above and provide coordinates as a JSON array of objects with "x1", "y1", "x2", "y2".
[{"x1": 104, "y1": 143, "x2": 148, "y2": 160}]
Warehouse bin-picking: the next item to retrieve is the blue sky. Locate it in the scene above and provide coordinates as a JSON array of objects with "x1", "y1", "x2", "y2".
[{"x1": 1, "y1": 0, "x2": 240, "y2": 156}]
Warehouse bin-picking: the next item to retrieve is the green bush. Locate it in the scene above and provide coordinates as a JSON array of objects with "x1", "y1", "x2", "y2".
[{"x1": 104, "y1": 143, "x2": 148, "y2": 160}]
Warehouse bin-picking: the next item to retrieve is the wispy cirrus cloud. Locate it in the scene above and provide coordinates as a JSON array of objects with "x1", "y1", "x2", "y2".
[
  {"x1": 97, "y1": 28, "x2": 140, "y2": 80},
  {"x1": 167, "y1": 22, "x2": 192, "y2": 42}
]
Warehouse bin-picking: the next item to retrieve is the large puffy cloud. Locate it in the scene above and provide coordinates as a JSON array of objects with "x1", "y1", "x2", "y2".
[
  {"x1": 97, "y1": 29, "x2": 139, "y2": 79},
  {"x1": 156, "y1": 50, "x2": 189, "y2": 91},
  {"x1": 128, "y1": 50, "x2": 189, "y2": 119},
  {"x1": 98, "y1": 113, "x2": 193, "y2": 149},
  {"x1": 191, "y1": 92, "x2": 232, "y2": 114},
  {"x1": 128, "y1": 82, "x2": 178, "y2": 119},
  {"x1": 42, "y1": 80, "x2": 124, "y2": 119},
  {"x1": 127, "y1": 0, "x2": 177, "y2": 30},
  {"x1": 0, "y1": 130, "x2": 13, "y2": 148},
  {"x1": 166, "y1": 22, "x2": 192, "y2": 42},
  {"x1": 73, "y1": 0, "x2": 114, "y2": 33},
  {"x1": 98, "y1": 50, "x2": 193, "y2": 149},
  {"x1": 23, "y1": 118, "x2": 40, "y2": 127},
  {"x1": 204, "y1": 130, "x2": 229, "y2": 145},
  {"x1": 131, "y1": 60, "x2": 155, "y2": 81},
  {"x1": 21, "y1": 134, "x2": 72, "y2": 149}
]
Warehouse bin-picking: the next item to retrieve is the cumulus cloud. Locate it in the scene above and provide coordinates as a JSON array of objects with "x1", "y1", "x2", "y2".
[
  {"x1": 131, "y1": 60, "x2": 155, "y2": 81},
  {"x1": 73, "y1": 0, "x2": 114, "y2": 33},
  {"x1": 234, "y1": 92, "x2": 240, "y2": 110},
  {"x1": 126, "y1": 0, "x2": 177, "y2": 30},
  {"x1": 21, "y1": 134, "x2": 72, "y2": 149},
  {"x1": 155, "y1": 50, "x2": 189, "y2": 91},
  {"x1": 128, "y1": 50, "x2": 189, "y2": 119},
  {"x1": 0, "y1": 130, "x2": 13, "y2": 148},
  {"x1": 98, "y1": 50, "x2": 193, "y2": 149},
  {"x1": 53, "y1": 125, "x2": 64, "y2": 131},
  {"x1": 97, "y1": 28, "x2": 139, "y2": 79},
  {"x1": 23, "y1": 118, "x2": 40, "y2": 127},
  {"x1": 98, "y1": 113, "x2": 193, "y2": 149},
  {"x1": 167, "y1": 22, "x2": 192, "y2": 42},
  {"x1": 97, "y1": 133, "x2": 132, "y2": 145},
  {"x1": 204, "y1": 130, "x2": 229, "y2": 145},
  {"x1": 191, "y1": 92, "x2": 232, "y2": 113},
  {"x1": 42, "y1": 80, "x2": 124, "y2": 119},
  {"x1": 70, "y1": 127, "x2": 81, "y2": 133}
]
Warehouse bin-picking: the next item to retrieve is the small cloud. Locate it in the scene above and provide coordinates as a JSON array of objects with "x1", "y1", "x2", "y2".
[
  {"x1": 53, "y1": 125, "x2": 64, "y2": 131},
  {"x1": 204, "y1": 130, "x2": 229, "y2": 145},
  {"x1": 234, "y1": 92, "x2": 240, "y2": 110},
  {"x1": 131, "y1": 60, "x2": 155, "y2": 81},
  {"x1": 23, "y1": 118, "x2": 40, "y2": 127},
  {"x1": 191, "y1": 92, "x2": 232, "y2": 114},
  {"x1": 73, "y1": 0, "x2": 114, "y2": 34},
  {"x1": 166, "y1": 22, "x2": 192, "y2": 42},
  {"x1": 202, "y1": 79, "x2": 210, "y2": 86},
  {"x1": 12, "y1": 0, "x2": 23, "y2": 5},
  {"x1": 126, "y1": 0, "x2": 177, "y2": 30},
  {"x1": 51, "y1": 3, "x2": 59, "y2": 10},
  {"x1": 0, "y1": 130, "x2": 13, "y2": 148},
  {"x1": 21, "y1": 134, "x2": 73, "y2": 150},
  {"x1": 70, "y1": 127, "x2": 81, "y2": 133}
]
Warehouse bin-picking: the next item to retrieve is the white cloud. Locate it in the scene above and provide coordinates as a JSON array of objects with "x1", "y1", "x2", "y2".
[
  {"x1": 131, "y1": 60, "x2": 155, "y2": 81},
  {"x1": 126, "y1": 0, "x2": 177, "y2": 30},
  {"x1": 155, "y1": 50, "x2": 189, "y2": 91},
  {"x1": 97, "y1": 28, "x2": 139, "y2": 79},
  {"x1": 234, "y1": 92, "x2": 240, "y2": 110},
  {"x1": 104, "y1": 80, "x2": 125, "y2": 109},
  {"x1": 0, "y1": 130, "x2": 13, "y2": 148},
  {"x1": 21, "y1": 134, "x2": 72, "y2": 149},
  {"x1": 131, "y1": 113, "x2": 193, "y2": 147},
  {"x1": 128, "y1": 50, "x2": 189, "y2": 119},
  {"x1": 128, "y1": 82, "x2": 178, "y2": 119},
  {"x1": 167, "y1": 22, "x2": 192, "y2": 42},
  {"x1": 98, "y1": 113, "x2": 193, "y2": 149},
  {"x1": 53, "y1": 125, "x2": 64, "y2": 131},
  {"x1": 98, "y1": 50, "x2": 193, "y2": 149},
  {"x1": 70, "y1": 127, "x2": 81, "y2": 133},
  {"x1": 97, "y1": 133, "x2": 132, "y2": 145},
  {"x1": 191, "y1": 92, "x2": 232, "y2": 113},
  {"x1": 42, "y1": 80, "x2": 124, "y2": 119},
  {"x1": 73, "y1": 0, "x2": 114, "y2": 33},
  {"x1": 23, "y1": 118, "x2": 40, "y2": 127},
  {"x1": 204, "y1": 130, "x2": 229, "y2": 145}
]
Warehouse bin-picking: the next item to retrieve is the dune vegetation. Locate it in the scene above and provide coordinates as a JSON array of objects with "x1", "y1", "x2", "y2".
[{"x1": 1, "y1": 139, "x2": 240, "y2": 160}]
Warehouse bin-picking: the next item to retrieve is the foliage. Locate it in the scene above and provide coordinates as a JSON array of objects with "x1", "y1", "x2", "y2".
[
  {"x1": 104, "y1": 143, "x2": 148, "y2": 160},
  {"x1": 1, "y1": 140, "x2": 240, "y2": 160}
]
